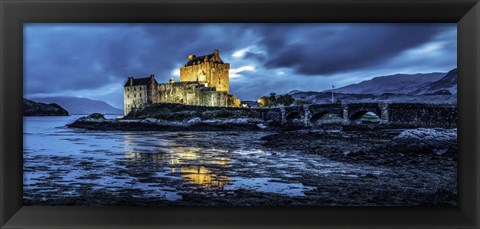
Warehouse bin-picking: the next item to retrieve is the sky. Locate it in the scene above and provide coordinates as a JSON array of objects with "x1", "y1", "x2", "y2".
[{"x1": 24, "y1": 23, "x2": 457, "y2": 109}]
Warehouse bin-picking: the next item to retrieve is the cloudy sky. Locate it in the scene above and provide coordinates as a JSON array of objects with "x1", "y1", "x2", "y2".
[{"x1": 24, "y1": 23, "x2": 457, "y2": 109}]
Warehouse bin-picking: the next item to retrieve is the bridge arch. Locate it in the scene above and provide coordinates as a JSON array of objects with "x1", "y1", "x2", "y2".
[
  {"x1": 310, "y1": 111, "x2": 342, "y2": 124},
  {"x1": 349, "y1": 110, "x2": 381, "y2": 123},
  {"x1": 286, "y1": 111, "x2": 302, "y2": 123}
]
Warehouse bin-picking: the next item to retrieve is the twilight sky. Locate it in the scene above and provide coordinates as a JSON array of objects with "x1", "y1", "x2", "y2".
[{"x1": 24, "y1": 23, "x2": 457, "y2": 109}]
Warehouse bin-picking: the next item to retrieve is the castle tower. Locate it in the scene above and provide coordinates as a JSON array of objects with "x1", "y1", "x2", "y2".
[{"x1": 180, "y1": 49, "x2": 230, "y2": 93}]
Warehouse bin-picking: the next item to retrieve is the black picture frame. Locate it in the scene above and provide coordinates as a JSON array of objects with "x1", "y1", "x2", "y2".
[{"x1": 1, "y1": 0, "x2": 479, "y2": 228}]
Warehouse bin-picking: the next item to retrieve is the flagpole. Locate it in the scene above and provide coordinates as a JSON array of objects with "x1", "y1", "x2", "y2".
[{"x1": 331, "y1": 84, "x2": 335, "y2": 104}]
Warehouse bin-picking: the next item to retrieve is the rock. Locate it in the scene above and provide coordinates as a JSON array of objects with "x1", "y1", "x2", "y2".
[
  {"x1": 390, "y1": 128, "x2": 457, "y2": 154},
  {"x1": 187, "y1": 117, "x2": 202, "y2": 124},
  {"x1": 86, "y1": 113, "x2": 105, "y2": 120},
  {"x1": 77, "y1": 113, "x2": 106, "y2": 122},
  {"x1": 433, "y1": 149, "x2": 448, "y2": 155},
  {"x1": 257, "y1": 123, "x2": 267, "y2": 129},
  {"x1": 142, "y1": 118, "x2": 161, "y2": 123}
]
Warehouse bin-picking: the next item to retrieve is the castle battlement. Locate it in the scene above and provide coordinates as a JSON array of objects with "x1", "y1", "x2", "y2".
[{"x1": 179, "y1": 49, "x2": 230, "y2": 93}]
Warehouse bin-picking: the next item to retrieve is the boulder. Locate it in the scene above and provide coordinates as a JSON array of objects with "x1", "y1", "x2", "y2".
[{"x1": 390, "y1": 128, "x2": 457, "y2": 154}]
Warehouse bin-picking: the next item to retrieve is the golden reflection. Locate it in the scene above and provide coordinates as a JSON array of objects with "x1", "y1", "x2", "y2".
[
  {"x1": 168, "y1": 147, "x2": 201, "y2": 165},
  {"x1": 178, "y1": 166, "x2": 230, "y2": 189},
  {"x1": 122, "y1": 134, "x2": 232, "y2": 189},
  {"x1": 168, "y1": 147, "x2": 230, "y2": 166}
]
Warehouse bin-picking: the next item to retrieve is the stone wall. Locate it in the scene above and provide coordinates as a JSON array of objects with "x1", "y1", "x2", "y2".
[
  {"x1": 252, "y1": 103, "x2": 457, "y2": 128},
  {"x1": 180, "y1": 62, "x2": 230, "y2": 93},
  {"x1": 155, "y1": 83, "x2": 230, "y2": 107},
  {"x1": 387, "y1": 103, "x2": 457, "y2": 128},
  {"x1": 124, "y1": 85, "x2": 148, "y2": 115}
]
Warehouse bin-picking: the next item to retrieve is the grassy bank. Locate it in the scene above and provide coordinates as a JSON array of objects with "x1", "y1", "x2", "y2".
[{"x1": 124, "y1": 103, "x2": 261, "y2": 121}]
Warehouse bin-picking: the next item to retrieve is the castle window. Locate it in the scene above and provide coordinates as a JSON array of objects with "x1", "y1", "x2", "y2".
[
  {"x1": 134, "y1": 87, "x2": 136, "y2": 91},
  {"x1": 140, "y1": 93, "x2": 142, "y2": 97},
  {"x1": 127, "y1": 95, "x2": 129, "y2": 98},
  {"x1": 134, "y1": 94, "x2": 136, "y2": 98}
]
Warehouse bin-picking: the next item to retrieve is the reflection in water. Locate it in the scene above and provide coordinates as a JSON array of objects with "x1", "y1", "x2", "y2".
[
  {"x1": 176, "y1": 167, "x2": 229, "y2": 189},
  {"x1": 24, "y1": 116, "x2": 391, "y2": 203},
  {"x1": 124, "y1": 146, "x2": 231, "y2": 189},
  {"x1": 123, "y1": 134, "x2": 232, "y2": 190}
]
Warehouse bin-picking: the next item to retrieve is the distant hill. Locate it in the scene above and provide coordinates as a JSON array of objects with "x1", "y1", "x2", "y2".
[
  {"x1": 412, "y1": 68, "x2": 457, "y2": 95},
  {"x1": 24, "y1": 98, "x2": 69, "y2": 116},
  {"x1": 284, "y1": 69, "x2": 457, "y2": 104},
  {"x1": 330, "y1": 72, "x2": 446, "y2": 95},
  {"x1": 287, "y1": 90, "x2": 456, "y2": 104},
  {"x1": 31, "y1": 96, "x2": 123, "y2": 115}
]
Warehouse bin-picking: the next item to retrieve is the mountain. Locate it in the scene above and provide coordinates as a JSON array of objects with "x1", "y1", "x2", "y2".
[
  {"x1": 287, "y1": 90, "x2": 456, "y2": 104},
  {"x1": 31, "y1": 96, "x2": 123, "y2": 115},
  {"x1": 284, "y1": 69, "x2": 457, "y2": 104},
  {"x1": 412, "y1": 68, "x2": 457, "y2": 95},
  {"x1": 24, "y1": 98, "x2": 69, "y2": 116},
  {"x1": 330, "y1": 72, "x2": 446, "y2": 95}
]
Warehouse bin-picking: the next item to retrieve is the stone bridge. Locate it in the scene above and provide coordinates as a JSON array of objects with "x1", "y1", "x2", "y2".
[{"x1": 252, "y1": 103, "x2": 457, "y2": 128}]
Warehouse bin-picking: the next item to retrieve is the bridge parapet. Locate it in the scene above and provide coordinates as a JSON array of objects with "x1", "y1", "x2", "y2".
[
  {"x1": 387, "y1": 103, "x2": 456, "y2": 128},
  {"x1": 252, "y1": 102, "x2": 456, "y2": 128}
]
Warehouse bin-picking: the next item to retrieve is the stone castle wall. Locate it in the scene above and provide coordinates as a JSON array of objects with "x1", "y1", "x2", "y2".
[
  {"x1": 154, "y1": 83, "x2": 230, "y2": 107},
  {"x1": 180, "y1": 62, "x2": 230, "y2": 93},
  {"x1": 124, "y1": 85, "x2": 148, "y2": 115}
]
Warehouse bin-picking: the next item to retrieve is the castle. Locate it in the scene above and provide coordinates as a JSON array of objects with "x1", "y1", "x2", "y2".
[{"x1": 124, "y1": 50, "x2": 241, "y2": 115}]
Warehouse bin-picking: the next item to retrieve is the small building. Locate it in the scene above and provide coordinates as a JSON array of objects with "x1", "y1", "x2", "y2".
[{"x1": 124, "y1": 50, "x2": 240, "y2": 115}]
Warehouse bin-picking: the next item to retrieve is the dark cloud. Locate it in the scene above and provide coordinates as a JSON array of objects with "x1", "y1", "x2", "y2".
[
  {"x1": 24, "y1": 23, "x2": 456, "y2": 108},
  {"x1": 243, "y1": 51, "x2": 267, "y2": 62},
  {"x1": 24, "y1": 24, "x2": 253, "y2": 96},
  {"x1": 260, "y1": 24, "x2": 452, "y2": 75}
]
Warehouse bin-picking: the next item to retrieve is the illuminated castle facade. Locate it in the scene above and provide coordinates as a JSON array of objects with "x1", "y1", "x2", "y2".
[{"x1": 124, "y1": 50, "x2": 240, "y2": 115}]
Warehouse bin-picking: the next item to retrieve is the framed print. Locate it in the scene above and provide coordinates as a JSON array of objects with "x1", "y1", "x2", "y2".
[{"x1": 1, "y1": 0, "x2": 479, "y2": 228}]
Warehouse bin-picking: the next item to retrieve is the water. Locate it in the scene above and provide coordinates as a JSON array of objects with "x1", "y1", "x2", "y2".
[{"x1": 23, "y1": 115, "x2": 387, "y2": 205}]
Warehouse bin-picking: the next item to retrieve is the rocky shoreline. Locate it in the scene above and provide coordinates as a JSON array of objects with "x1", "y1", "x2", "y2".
[
  {"x1": 24, "y1": 127, "x2": 457, "y2": 206},
  {"x1": 67, "y1": 113, "x2": 268, "y2": 131},
  {"x1": 66, "y1": 113, "x2": 446, "y2": 132},
  {"x1": 57, "y1": 112, "x2": 458, "y2": 206},
  {"x1": 68, "y1": 113, "x2": 457, "y2": 170},
  {"x1": 260, "y1": 128, "x2": 457, "y2": 166},
  {"x1": 257, "y1": 128, "x2": 457, "y2": 206}
]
